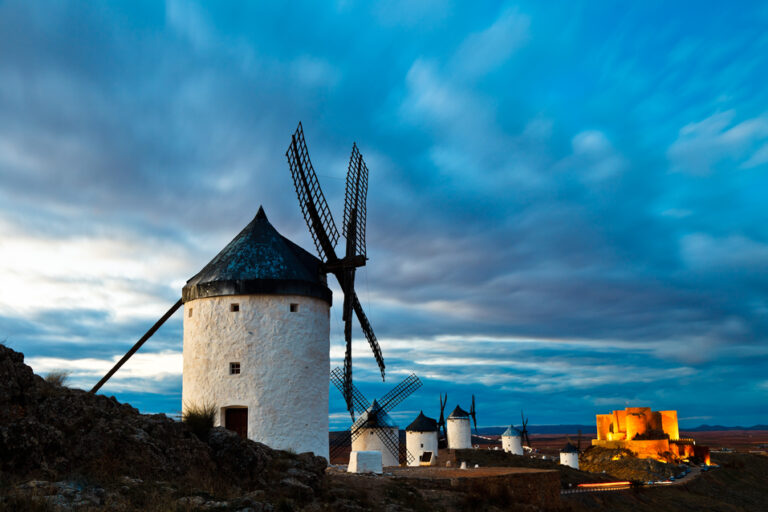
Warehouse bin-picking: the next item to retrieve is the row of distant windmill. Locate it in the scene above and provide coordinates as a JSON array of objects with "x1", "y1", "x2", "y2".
[
  {"x1": 85, "y1": 121, "x2": 535, "y2": 467},
  {"x1": 328, "y1": 363, "x2": 535, "y2": 466}
]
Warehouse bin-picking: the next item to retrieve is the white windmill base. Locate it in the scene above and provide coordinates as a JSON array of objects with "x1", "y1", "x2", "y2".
[{"x1": 348, "y1": 451, "x2": 383, "y2": 474}]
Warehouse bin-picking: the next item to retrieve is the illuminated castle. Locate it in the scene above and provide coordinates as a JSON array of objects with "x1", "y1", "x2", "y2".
[{"x1": 592, "y1": 407, "x2": 709, "y2": 464}]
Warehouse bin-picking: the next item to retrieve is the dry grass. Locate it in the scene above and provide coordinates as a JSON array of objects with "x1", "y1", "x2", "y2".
[
  {"x1": 44, "y1": 370, "x2": 70, "y2": 387},
  {"x1": 182, "y1": 402, "x2": 217, "y2": 440}
]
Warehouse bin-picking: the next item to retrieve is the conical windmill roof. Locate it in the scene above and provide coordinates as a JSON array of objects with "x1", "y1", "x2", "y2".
[
  {"x1": 406, "y1": 411, "x2": 438, "y2": 432},
  {"x1": 182, "y1": 206, "x2": 332, "y2": 304},
  {"x1": 561, "y1": 442, "x2": 579, "y2": 453},
  {"x1": 448, "y1": 405, "x2": 470, "y2": 419},
  {"x1": 502, "y1": 425, "x2": 521, "y2": 437},
  {"x1": 352, "y1": 399, "x2": 397, "y2": 430}
]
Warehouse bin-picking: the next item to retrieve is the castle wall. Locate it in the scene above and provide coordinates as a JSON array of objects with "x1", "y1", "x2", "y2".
[
  {"x1": 626, "y1": 413, "x2": 647, "y2": 440},
  {"x1": 592, "y1": 438, "x2": 670, "y2": 458},
  {"x1": 660, "y1": 410, "x2": 679, "y2": 440},
  {"x1": 596, "y1": 414, "x2": 612, "y2": 440},
  {"x1": 182, "y1": 294, "x2": 330, "y2": 459},
  {"x1": 613, "y1": 409, "x2": 626, "y2": 433}
]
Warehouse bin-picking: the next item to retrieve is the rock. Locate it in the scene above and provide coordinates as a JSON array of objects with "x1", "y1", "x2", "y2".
[
  {"x1": 0, "y1": 343, "x2": 325, "y2": 507},
  {"x1": 280, "y1": 476, "x2": 314, "y2": 499}
]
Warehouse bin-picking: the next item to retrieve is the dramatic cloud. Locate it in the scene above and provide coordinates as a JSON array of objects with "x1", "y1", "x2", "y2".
[{"x1": 1, "y1": 1, "x2": 766, "y2": 428}]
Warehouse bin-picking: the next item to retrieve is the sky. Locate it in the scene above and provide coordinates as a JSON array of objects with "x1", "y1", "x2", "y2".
[{"x1": 1, "y1": 1, "x2": 767, "y2": 429}]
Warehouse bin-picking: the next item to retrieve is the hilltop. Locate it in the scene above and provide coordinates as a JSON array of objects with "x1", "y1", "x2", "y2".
[{"x1": 0, "y1": 344, "x2": 328, "y2": 510}]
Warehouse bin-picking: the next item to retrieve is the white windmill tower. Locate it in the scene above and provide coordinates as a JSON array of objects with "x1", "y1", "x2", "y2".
[
  {"x1": 405, "y1": 411, "x2": 439, "y2": 466},
  {"x1": 560, "y1": 442, "x2": 580, "y2": 469},
  {"x1": 446, "y1": 396, "x2": 477, "y2": 450},
  {"x1": 329, "y1": 367, "x2": 422, "y2": 467},
  {"x1": 501, "y1": 425, "x2": 523, "y2": 455},
  {"x1": 350, "y1": 400, "x2": 400, "y2": 467},
  {"x1": 88, "y1": 123, "x2": 388, "y2": 463},
  {"x1": 181, "y1": 206, "x2": 332, "y2": 456}
]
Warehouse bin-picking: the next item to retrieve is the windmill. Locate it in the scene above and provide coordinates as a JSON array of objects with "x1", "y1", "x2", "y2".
[
  {"x1": 520, "y1": 410, "x2": 532, "y2": 448},
  {"x1": 286, "y1": 123, "x2": 385, "y2": 417},
  {"x1": 329, "y1": 366, "x2": 422, "y2": 465},
  {"x1": 437, "y1": 393, "x2": 448, "y2": 442},
  {"x1": 446, "y1": 396, "x2": 478, "y2": 449},
  {"x1": 469, "y1": 395, "x2": 478, "y2": 436}
]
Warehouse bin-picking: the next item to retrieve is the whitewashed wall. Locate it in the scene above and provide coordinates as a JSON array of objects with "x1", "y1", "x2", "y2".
[
  {"x1": 446, "y1": 417, "x2": 471, "y2": 449},
  {"x1": 502, "y1": 434, "x2": 523, "y2": 455},
  {"x1": 405, "y1": 430, "x2": 438, "y2": 466},
  {"x1": 560, "y1": 451, "x2": 579, "y2": 469},
  {"x1": 182, "y1": 293, "x2": 330, "y2": 459},
  {"x1": 351, "y1": 427, "x2": 400, "y2": 467}
]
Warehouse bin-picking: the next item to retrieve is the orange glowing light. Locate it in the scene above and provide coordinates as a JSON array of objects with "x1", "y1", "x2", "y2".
[{"x1": 577, "y1": 481, "x2": 632, "y2": 489}]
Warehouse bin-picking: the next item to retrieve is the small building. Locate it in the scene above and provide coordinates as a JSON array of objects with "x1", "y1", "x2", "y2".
[
  {"x1": 446, "y1": 405, "x2": 472, "y2": 449},
  {"x1": 501, "y1": 425, "x2": 523, "y2": 455},
  {"x1": 405, "y1": 411, "x2": 438, "y2": 466},
  {"x1": 350, "y1": 400, "x2": 400, "y2": 467},
  {"x1": 560, "y1": 443, "x2": 579, "y2": 469},
  {"x1": 181, "y1": 207, "x2": 332, "y2": 458}
]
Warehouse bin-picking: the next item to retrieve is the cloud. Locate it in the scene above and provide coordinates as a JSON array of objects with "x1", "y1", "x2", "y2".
[
  {"x1": 0, "y1": 0, "x2": 766, "y2": 428},
  {"x1": 452, "y1": 7, "x2": 530, "y2": 77},
  {"x1": 667, "y1": 111, "x2": 768, "y2": 174}
]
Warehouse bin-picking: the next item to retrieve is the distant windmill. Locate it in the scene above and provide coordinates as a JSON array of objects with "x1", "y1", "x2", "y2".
[
  {"x1": 446, "y1": 395, "x2": 478, "y2": 449},
  {"x1": 437, "y1": 393, "x2": 448, "y2": 442},
  {"x1": 329, "y1": 367, "x2": 422, "y2": 465},
  {"x1": 286, "y1": 123, "x2": 385, "y2": 416},
  {"x1": 520, "y1": 411, "x2": 532, "y2": 448}
]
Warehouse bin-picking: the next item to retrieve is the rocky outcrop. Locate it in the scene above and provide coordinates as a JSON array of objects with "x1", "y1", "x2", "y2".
[{"x1": 0, "y1": 344, "x2": 326, "y2": 509}]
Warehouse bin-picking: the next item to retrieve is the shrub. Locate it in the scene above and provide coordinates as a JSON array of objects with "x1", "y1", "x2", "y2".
[
  {"x1": 182, "y1": 402, "x2": 217, "y2": 439},
  {"x1": 44, "y1": 370, "x2": 70, "y2": 387}
]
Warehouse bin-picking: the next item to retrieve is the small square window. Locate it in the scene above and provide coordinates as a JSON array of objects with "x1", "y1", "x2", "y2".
[
  {"x1": 230, "y1": 303, "x2": 239, "y2": 312},
  {"x1": 188, "y1": 307, "x2": 193, "y2": 318},
  {"x1": 290, "y1": 303, "x2": 299, "y2": 312},
  {"x1": 229, "y1": 362, "x2": 240, "y2": 375}
]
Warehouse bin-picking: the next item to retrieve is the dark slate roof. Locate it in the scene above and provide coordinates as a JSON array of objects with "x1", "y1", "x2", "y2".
[
  {"x1": 405, "y1": 411, "x2": 438, "y2": 432},
  {"x1": 561, "y1": 443, "x2": 579, "y2": 453},
  {"x1": 352, "y1": 400, "x2": 397, "y2": 429},
  {"x1": 448, "y1": 405, "x2": 470, "y2": 419},
  {"x1": 182, "y1": 207, "x2": 332, "y2": 304}
]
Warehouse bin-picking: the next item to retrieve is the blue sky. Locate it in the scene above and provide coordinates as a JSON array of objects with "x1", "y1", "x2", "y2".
[{"x1": 1, "y1": 1, "x2": 767, "y2": 429}]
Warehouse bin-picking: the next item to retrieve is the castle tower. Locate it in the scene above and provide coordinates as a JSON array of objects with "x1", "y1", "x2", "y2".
[
  {"x1": 446, "y1": 405, "x2": 472, "y2": 449},
  {"x1": 181, "y1": 207, "x2": 332, "y2": 458},
  {"x1": 501, "y1": 425, "x2": 523, "y2": 455},
  {"x1": 405, "y1": 411, "x2": 438, "y2": 466}
]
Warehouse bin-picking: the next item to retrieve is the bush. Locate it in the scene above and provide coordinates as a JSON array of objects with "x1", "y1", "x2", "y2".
[
  {"x1": 182, "y1": 402, "x2": 217, "y2": 439},
  {"x1": 44, "y1": 370, "x2": 70, "y2": 387}
]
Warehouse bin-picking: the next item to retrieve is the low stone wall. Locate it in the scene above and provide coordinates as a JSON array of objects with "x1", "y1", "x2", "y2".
[{"x1": 390, "y1": 467, "x2": 560, "y2": 508}]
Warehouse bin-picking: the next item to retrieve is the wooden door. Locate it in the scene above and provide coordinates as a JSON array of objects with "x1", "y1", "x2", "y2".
[{"x1": 225, "y1": 408, "x2": 248, "y2": 439}]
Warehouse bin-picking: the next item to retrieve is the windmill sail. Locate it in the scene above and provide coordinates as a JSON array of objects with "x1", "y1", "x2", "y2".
[
  {"x1": 330, "y1": 366, "x2": 371, "y2": 417},
  {"x1": 286, "y1": 122, "x2": 387, "y2": 417},
  {"x1": 343, "y1": 143, "x2": 368, "y2": 258},
  {"x1": 377, "y1": 373, "x2": 422, "y2": 414},
  {"x1": 286, "y1": 122, "x2": 340, "y2": 261},
  {"x1": 352, "y1": 293, "x2": 385, "y2": 379}
]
